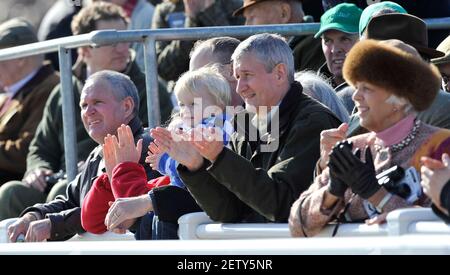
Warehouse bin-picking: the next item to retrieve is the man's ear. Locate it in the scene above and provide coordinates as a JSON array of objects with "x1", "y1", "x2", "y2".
[
  {"x1": 122, "y1": 96, "x2": 135, "y2": 118},
  {"x1": 273, "y1": 63, "x2": 288, "y2": 84},
  {"x1": 280, "y1": 2, "x2": 292, "y2": 24}
]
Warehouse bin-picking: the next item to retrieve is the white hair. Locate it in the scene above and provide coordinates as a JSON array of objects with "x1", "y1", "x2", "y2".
[{"x1": 385, "y1": 94, "x2": 415, "y2": 115}]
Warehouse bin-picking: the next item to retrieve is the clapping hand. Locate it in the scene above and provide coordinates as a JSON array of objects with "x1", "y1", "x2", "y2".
[
  {"x1": 150, "y1": 127, "x2": 204, "y2": 171},
  {"x1": 146, "y1": 142, "x2": 164, "y2": 170},
  {"x1": 328, "y1": 141, "x2": 380, "y2": 199},
  {"x1": 103, "y1": 124, "x2": 142, "y2": 180},
  {"x1": 189, "y1": 126, "x2": 224, "y2": 163},
  {"x1": 319, "y1": 123, "x2": 348, "y2": 170}
]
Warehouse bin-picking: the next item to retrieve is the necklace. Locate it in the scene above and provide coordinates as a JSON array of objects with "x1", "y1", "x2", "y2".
[{"x1": 390, "y1": 119, "x2": 421, "y2": 153}]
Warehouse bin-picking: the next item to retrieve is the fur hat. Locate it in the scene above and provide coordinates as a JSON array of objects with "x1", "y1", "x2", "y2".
[{"x1": 343, "y1": 39, "x2": 441, "y2": 111}]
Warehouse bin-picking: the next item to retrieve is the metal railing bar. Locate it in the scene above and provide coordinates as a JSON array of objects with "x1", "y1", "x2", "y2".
[
  {"x1": 143, "y1": 37, "x2": 161, "y2": 129},
  {"x1": 58, "y1": 46, "x2": 78, "y2": 182},
  {"x1": 0, "y1": 33, "x2": 95, "y2": 61}
]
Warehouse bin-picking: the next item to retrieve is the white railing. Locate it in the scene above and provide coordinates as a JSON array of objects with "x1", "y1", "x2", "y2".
[
  {"x1": 1, "y1": 208, "x2": 450, "y2": 254},
  {"x1": 177, "y1": 208, "x2": 450, "y2": 240},
  {"x1": 2, "y1": 208, "x2": 448, "y2": 243},
  {"x1": 0, "y1": 235, "x2": 450, "y2": 255}
]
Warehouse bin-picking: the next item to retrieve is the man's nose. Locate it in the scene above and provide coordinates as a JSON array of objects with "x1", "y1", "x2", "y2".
[
  {"x1": 331, "y1": 43, "x2": 342, "y2": 54},
  {"x1": 84, "y1": 104, "x2": 96, "y2": 115},
  {"x1": 236, "y1": 79, "x2": 246, "y2": 94}
]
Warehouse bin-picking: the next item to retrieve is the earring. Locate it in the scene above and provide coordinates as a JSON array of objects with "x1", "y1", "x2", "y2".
[{"x1": 393, "y1": 107, "x2": 398, "y2": 112}]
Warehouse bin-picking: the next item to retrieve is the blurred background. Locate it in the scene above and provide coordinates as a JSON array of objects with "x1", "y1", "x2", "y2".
[{"x1": 0, "y1": 0, "x2": 57, "y2": 29}]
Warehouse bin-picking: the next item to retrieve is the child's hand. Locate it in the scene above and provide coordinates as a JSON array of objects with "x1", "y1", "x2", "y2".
[{"x1": 146, "y1": 142, "x2": 163, "y2": 170}]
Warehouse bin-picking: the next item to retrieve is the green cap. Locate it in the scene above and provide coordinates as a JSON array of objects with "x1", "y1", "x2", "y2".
[
  {"x1": 359, "y1": 1, "x2": 407, "y2": 36},
  {"x1": 315, "y1": 3, "x2": 362, "y2": 39},
  {"x1": 0, "y1": 18, "x2": 37, "y2": 49}
]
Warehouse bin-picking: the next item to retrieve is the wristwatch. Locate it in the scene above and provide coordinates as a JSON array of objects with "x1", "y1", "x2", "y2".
[{"x1": 375, "y1": 192, "x2": 393, "y2": 213}]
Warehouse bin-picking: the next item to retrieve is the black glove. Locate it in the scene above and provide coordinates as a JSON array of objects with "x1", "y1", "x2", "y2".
[
  {"x1": 327, "y1": 141, "x2": 351, "y2": 197},
  {"x1": 328, "y1": 142, "x2": 380, "y2": 199},
  {"x1": 327, "y1": 176, "x2": 348, "y2": 198}
]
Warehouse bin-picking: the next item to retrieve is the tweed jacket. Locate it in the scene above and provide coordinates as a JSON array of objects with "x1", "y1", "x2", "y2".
[
  {"x1": 0, "y1": 63, "x2": 59, "y2": 179},
  {"x1": 295, "y1": 121, "x2": 450, "y2": 237}
]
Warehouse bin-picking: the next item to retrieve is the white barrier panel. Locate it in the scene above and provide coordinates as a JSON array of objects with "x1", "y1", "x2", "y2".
[
  {"x1": 0, "y1": 218, "x2": 17, "y2": 243},
  {"x1": 178, "y1": 208, "x2": 450, "y2": 240},
  {"x1": 197, "y1": 223, "x2": 291, "y2": 239},
  {"x1": 67, "y1": 231, "x2": 135, "y2": 242},
  {"x1": 0, "y1": 235, "x2": 450, "y2": 255}
]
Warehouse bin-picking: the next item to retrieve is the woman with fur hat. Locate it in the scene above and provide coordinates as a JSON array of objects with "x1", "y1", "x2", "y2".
[{"x1": 289, "y1": 39, "x2": 450, "y2": 237}]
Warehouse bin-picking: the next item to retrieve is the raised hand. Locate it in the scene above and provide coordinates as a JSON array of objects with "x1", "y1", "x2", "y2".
[
  {"x1": 327, "y1": 140, "x2": 351, "y2": 198},
  {"x1": 145, "y1": 142, "x2": 164, "y2": 170},
  {"x1": 190, "y1": 126, "x2": 224, "y2": 163},
  {"x1": 114, "y1": 124, "x2": 142, "y2": 164},
  {"x1": 319, "y1": 123, "x2": 348, "y2": 170},
  {"x1": 328, "y1": 142, "x2": 380, "y2": 199},
  {"x1": 103, "y1": 134, "x2": 117, "y2": 180},
  {"x1": 150, "y1": 127, "x2": 204, "y2": 171}
]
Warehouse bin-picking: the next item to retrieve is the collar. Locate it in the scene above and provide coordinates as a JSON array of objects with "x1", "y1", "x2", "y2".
[
  {"x1": 375, "y1": 114, "x2": 416, "y2": 147},
  {"x1": 4, "y1": 68, "x2": 39, "y2": 98},
  {"x1": 277, "y1": 81, "x2": 304, "y2": 132},
  {"x1": 317, "y1": 62, "x2": 347, "y2": 89},
  {"x1": 129, "y1": 116, "x2": 143, "y2": 137}
]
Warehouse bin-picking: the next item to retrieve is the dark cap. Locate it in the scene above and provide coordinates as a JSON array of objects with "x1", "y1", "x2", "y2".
[
  {"x1": 0, "y1": 18, "x2": 38, "y2": 49},
  {"x1": 365, "y1": 13, "x2": 444, "y2": 59},
  {"x1": 233, "y1": 0, "x2": 302, "y2": 17}
]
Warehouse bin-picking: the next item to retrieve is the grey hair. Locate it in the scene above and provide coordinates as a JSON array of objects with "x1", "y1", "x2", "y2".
[
  {"x1": 85, "y1": 70, "x2": 140, "y2": 117},
  {"x1": 295, "y1": 71, "x2": 350, "y2": 122},
  {"x1": 385, "y1": 94, "x2": 415, "y2": 115},
  {"x1": 190, "y1": 37, "x2": 240, "y2": 65},
  {"x1": 231, "y1": 33, "x2": 295, "y2": 83}
]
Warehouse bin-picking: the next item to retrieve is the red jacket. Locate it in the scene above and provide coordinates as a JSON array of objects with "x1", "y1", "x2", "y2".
[{"x1": 81, "y1": 162, "x2": 170, "y2": 234}]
